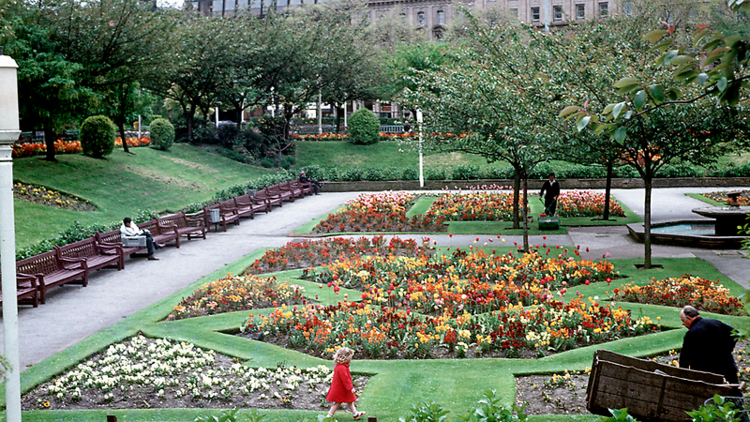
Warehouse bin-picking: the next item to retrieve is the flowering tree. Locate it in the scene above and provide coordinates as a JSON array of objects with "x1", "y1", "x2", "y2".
[
  {"x1": 403, "y1": 13, "x2": 564, "y2": 251},
  {"x1": 560, "y1": 11, "x2": 749, "y2": 268}
]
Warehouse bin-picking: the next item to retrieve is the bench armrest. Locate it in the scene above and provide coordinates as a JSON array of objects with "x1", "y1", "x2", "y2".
[
  {"x1": 59, "y1": 256, "x2": 88, "y2": 270},
  {"x1": 185, "y1": 217, "x2": 205, "y2": 227},
  {"x1": 97, "y1": 242, "x2": 123, "y2": 255}
]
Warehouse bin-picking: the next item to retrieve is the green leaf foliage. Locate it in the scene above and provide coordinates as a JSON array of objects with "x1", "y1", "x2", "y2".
[
  {"x1": 348, "y1": 108, "x2": 381, "y2": 145},
  {"x1": 150, "y1": 118, "x2": 175, "y2": 151},
  {"x1": 80, "y1": 115, "x2": 116, "y2": 158}
]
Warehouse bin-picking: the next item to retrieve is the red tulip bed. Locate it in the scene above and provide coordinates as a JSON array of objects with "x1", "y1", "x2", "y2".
[
  {"x1": 555, "y1": 191, "x2": 625, "y2": 218},
  {"x1": 312, "y1": 192, "x2": 446, "y2": 233}
]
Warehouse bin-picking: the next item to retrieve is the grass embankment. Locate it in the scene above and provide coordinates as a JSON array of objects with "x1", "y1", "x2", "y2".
[
  {"x1": 9, "y1": 245, "x2": 745, "y2": 421},
  {"x1": 12, "y1": 145, "x2": 270, "y2": 248}
]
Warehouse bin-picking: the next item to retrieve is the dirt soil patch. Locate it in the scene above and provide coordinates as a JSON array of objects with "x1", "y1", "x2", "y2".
[{"x1": 516, "y1": 340, "x2": 750, "y2": 416}]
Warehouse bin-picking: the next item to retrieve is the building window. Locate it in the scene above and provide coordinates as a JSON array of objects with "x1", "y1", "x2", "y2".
[
  {"x1": 599, "y1": 2, "x2": 608, "y2": 17},
  {"x1": 575, "y1": 3, "x2": 585, "y2": 19},
  {"x1": 553, "y1": 5, "x2": 563, "y2": 21},
  {"x1": 509, "y1": 7, "x2": 518, "y2": 17},
  {"x1": 622, "y1": 0, "x2": 633, "y2": 16},
  {"x1": 418, "y1": 11, "x2": 425, "y2": 26},
  {"x1": 531, "y1": 6, "x2": 540, "y2": 22},
  {"x1": 437, "y1": 10, "x2": 445, "y2": 25}
]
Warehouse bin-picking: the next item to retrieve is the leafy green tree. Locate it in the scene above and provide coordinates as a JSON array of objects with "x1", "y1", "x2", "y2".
[
  {"x1": 1, "y1": 0, "x2": 91, "y2": 161},
  {"x1": 146, "y1": 14, "x2": 234, "y2": 142},
  {"x1": 52, "y1": 0, "x2": 174, "y2": 153},
  {"x1": 404, "y1": 13, "x2": 563, "y2": 251}
]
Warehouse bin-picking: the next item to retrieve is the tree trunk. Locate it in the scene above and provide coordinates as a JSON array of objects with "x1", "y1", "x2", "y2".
[
  {"x1": 512, "y1": 170, "x2": 521, "y2": 229},
  {"x1": 185, "y1": 104, "x2": 195, "y2": 142},
  {"x1": 643, "y1": 175, "x2": 653, "y2": 269},
  {"x1": 522, "y1": 175, "x2": 529, "y2": 252},
  {"x1": 116, "y1": 119, "x2": 131, "y2": 154},
  {"x1": 44, "y1": 126, "x2": 56, "y2": 161},
  {"x1": 603, "y1": 160, "x2": 613, "y2": 220},
  {"x1": 335, "y1": 105, "x2": 343, "y2": 134}
]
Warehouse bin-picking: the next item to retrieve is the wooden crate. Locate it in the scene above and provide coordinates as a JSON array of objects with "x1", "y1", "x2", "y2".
[{"x1": 586, "y1": 349, "x2": 742, "y2": 422}]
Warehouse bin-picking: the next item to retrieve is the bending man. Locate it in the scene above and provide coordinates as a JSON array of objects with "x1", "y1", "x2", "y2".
[{"x1": 679, "y1": 305, "x2": 739, "y2": 383}]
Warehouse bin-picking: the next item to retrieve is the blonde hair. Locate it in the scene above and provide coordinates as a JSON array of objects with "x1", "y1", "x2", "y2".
[{"x1": 333, "y1": 347, "x2": 354, "y2": 364}]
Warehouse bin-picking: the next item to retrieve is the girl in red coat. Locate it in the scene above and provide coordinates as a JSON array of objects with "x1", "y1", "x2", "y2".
[{"x1": 326, "y1": 347, "x2": 365, "y2": 420}]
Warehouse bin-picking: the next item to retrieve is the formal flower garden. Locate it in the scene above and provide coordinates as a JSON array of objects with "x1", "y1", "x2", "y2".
[
  {"x1": 13, "y1": 182, "x2": 97, "y2": 211},
  {"x1": 312, "y1": 192, "x2": 446, "y2": 233},
  {"x1": 12, "y1": 137, "x2": 150, "y2": 158},
  {"x1": 556, "y1": 191, "x2": 625, "y2": 218},
  {"x1": 608, "y1": 275, "x2": 744, "y2": 315},
  {"x1": 701, "y1": 190, "x2": 749, "y2": 206},
  {"x1": 166, "y1": 275, "x2": 306, "y2": 320},
  {"x1": 18, "y1": 231, "x2": 747, "y2": 420},
  {"x1": 22, "y1": 335, "x2": 368, "y2": 411}
]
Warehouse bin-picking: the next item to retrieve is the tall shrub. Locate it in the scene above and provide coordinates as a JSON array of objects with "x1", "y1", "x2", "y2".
[
  {"x1": 348, "y1": 109, "x2": 380, "y2": 145},
  {"x1": 150, "y1": 118, "x2": 175, "y2": 151},
  {"x1": 80, "y1": 115, "x2": 116, "y2": 158}
]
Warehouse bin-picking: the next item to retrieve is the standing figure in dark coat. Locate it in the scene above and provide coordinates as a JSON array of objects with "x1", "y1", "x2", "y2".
[
  {"x1": 539, "y1": 173, "x2": 560, "y2": 216},
  {"x1": 679, "y1": 305, "x2": 739, "y2": 383}
]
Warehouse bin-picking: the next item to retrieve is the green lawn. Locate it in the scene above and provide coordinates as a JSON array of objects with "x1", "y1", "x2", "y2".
[
  {"x1": 6, "y1": 245, "x2": 746, "y2": 422},
  {"x1": 12, "y1": 145, "x2": 271, "y2": 248}
]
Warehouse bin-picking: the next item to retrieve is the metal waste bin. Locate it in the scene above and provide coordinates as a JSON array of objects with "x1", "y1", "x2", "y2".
[{"x1": 209, "y1": 208, "x2": 221, "y2": 223}]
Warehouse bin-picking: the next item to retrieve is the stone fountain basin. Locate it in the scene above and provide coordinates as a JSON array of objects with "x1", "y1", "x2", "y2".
[{"x1": 627, "y1": 220, "x2": 746, "y2": 249}]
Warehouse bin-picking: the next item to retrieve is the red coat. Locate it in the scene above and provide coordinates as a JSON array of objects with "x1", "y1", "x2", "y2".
[{"x1": 326, "y1": 363, "x2": 356, "y2": 403}]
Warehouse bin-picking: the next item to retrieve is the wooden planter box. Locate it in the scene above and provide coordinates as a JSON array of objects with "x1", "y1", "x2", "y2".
[{"x1": 586, "y1": 350, "x2": 742, "y2": 422}]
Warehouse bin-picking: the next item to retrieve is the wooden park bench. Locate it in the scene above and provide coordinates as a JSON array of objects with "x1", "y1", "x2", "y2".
[
  {"x1": 255, "y1": 186, "x2": 285, "y2": 208},
  {"x1": 280, "y1": 180, "x2": 309, "y2": 199},
  {"x1": 156, "y1": 211, "x2": 207, "y2": 248},
  {"x1": 16, "y1": 250, "x2": 88, "y2": 304},
  {"x1": 290, "y1": 180, "x2": 315, "y2": 196},
  {"x1": 272, "y1": 182, "x2": 298, "y2": 202},
  {"x1": 235, "y1": 193, "x2": 271, "y2": 216},
  {"x1": 203, "y1": 203, "x2": 240, "y2": 232},
  {"x1": 55, "y1": 235, "x2": 124, "y2": 272},
  {"x1": 139, "y1": 219, "x2": 179, "y2": 248},
  {"x1": 96, "y1": 230, "x2": 147, "y2": 257},
  {"x1": 0, "y1": 273, "x2": 40, "y2": 307}
]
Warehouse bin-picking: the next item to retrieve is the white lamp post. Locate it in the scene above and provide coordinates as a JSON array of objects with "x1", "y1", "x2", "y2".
[
  {"x1": 0, "y1": 47, "x2": 23, "y2": 422},
  {"x1": 416, "y1": 109, "x2": 424, "y2": 188}
]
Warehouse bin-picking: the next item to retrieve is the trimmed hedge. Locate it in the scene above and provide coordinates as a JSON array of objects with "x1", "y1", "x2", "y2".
[
  {"x1": 348, "y1": 109, "x2": 380, "y2": 145},
  {"x1": 80, "y1": 115, "x2": 116, "y2": 158},
  {"x1": 150, "y1": 118, "x2": 175, "y2": 151}
]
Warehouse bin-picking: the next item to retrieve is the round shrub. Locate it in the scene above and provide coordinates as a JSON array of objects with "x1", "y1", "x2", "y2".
[
  {"x1": 150, "y1": 118, "x2": 175, "y2": 151},
  {"x1": 80, "y1": 115, "x2": 115, "y2": 158},
  {"x1": 348, "y1": 109, "x2": 380, "y2": 145}
]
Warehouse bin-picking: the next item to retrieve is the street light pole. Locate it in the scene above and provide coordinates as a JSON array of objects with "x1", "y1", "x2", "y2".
[
  {"x1": 416, "y1": 109, "x2": 424, "y2": 188},
  {"x1": 0, "y1": 47, "x2": 23, "y2": 422}
]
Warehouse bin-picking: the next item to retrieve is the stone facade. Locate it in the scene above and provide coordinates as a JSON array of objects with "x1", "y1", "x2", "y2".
[{"x1": 191, "y1": 0, "x2": 624, "y2": 39}]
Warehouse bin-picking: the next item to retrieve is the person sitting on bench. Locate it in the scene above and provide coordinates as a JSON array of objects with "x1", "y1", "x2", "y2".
[
  {"x1": 300, "y1": 171, "x2": 322, "y2": 195},
  {"x1": 120, "y1": 217, "x2": 161, "y2": 261}
]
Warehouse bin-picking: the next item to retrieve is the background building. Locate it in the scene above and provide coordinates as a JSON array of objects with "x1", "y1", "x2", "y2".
[{"x1": 191, "y1": 0, "x2": 625, "y2": 39}]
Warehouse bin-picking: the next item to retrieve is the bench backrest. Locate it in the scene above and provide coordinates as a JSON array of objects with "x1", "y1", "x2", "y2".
[
  {"x1": 97, "y1": 230, "x2": 122, "y2": 245},
  {"x1": 158, "y1": 212, "x2": 188, "y2": 229},
  {"x1": 218, "y1": 199, "x2": 237, "y2": 210},
  {"x1": 56, "y1": 236, "x2": 98, "y2": 259},
  {"x1": 139, "y1": 219, "x2": 159, "y2": 234},
  {"x1": 17, "y1": 250, "x2": 60, "y2": 275},
  {"x1": 235, "y1": 193, "x2": 253, "y2": 204}
]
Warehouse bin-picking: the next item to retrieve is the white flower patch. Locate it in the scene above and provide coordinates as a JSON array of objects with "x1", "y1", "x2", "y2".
[{"x1": 37, "y1": 335, "x2": 336, "y2": 407}]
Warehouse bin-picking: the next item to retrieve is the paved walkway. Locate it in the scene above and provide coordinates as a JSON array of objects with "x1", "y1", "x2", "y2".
[{"x1": 2, "y1": 187, "x2": 749, "y2": 370}]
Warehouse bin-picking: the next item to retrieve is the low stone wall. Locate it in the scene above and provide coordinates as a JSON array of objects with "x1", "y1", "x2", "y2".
[{"x1": 320, "y1": 177, "x2": 750, "y2": 192}]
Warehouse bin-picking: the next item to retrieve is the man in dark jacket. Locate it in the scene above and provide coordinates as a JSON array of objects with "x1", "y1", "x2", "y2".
[
  {"x1": 539, "y1": 173, "x2": 560, "y2": 216},
  {"x1": 679, "y1": 305, "x2": 739, "y2": 383}
]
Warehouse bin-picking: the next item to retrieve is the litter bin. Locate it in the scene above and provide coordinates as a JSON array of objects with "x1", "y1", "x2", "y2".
[{"x1": 209, "y1": 208, "x2": 221, "y2": 224}]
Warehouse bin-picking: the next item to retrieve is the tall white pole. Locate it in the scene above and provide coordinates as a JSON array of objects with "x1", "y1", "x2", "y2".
[
  {"x1": 215, "y1": 107, "x2": 220, "y2": 126},
  {"x1": 343, "y1": 101, "x2": 347, "y2": 129},
  {"x1": 137, "y1": 88, "x2": 142, "y2": 139},
  {"x1": 544, "y1": 0, "x2": 551, "y2": 32},
  {"x1": 317, "y1": 91, "x2": 322, "y2": 135},
  {"x1": 417, "y1": 109, "x2": 424, "y2": 188},
  {"x1": 0, "y1": 50, "x2": 23, "y2": 422}
]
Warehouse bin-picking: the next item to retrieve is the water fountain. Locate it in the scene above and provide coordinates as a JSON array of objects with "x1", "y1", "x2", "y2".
[{"x1": 627, "y1": 191, "x2": 749, "y2": 249}]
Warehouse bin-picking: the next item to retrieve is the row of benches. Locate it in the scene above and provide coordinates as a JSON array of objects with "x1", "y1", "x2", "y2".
[
  {"x1": 202, "y1": 180, "x2": 314, "y2": 232},
  {"x1": 3, "y1": 180, "x2": 315, "y2": 308},
  {"x1": 4, "y1": 212, "x2": 206, "y2": 307}
]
